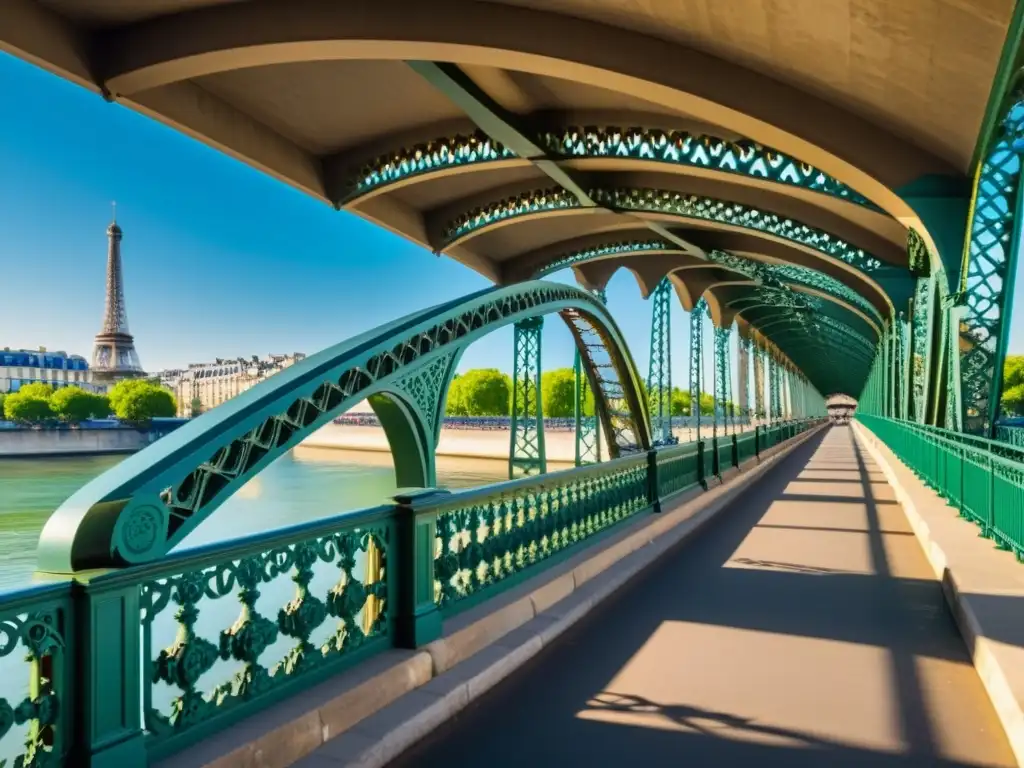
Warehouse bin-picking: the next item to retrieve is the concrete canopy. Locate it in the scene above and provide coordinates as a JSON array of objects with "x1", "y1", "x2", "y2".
[{"x1": 2, "y1": 0, "x2": 1015, "y2": 394}]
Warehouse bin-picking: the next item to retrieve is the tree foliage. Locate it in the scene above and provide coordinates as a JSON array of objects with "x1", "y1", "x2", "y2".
[
  {"x1": 541, "y1": 368, "x2": 576, "y2": 417},
  {"x1": 445, "y1": 369, "x2": 511, "y2": 416},
  {"x1": 50, "y1": 387, "x2": 110, "y2": 423},
  {"x1": 1002, "y1": 356, "x2": 1024, "y2": 417},
  {"x1": 113, "y1": 382, "x2": 177, "y2": 423},
  {"x1": 16, "y1": 382, "x2": 55, "y2": 400},
  {"x1": 3, "y1": 391, "x2": 54, "y2": 423}
]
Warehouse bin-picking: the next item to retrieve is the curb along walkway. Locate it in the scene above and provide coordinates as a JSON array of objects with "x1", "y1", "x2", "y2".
[{"x1": 381, "y1": 427, "x2": 1014, "y2": 767}]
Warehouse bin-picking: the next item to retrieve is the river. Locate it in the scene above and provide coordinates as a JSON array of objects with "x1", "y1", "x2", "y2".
[{"x1": 0, "y1": 445, "x2": 514, "y2": 588}]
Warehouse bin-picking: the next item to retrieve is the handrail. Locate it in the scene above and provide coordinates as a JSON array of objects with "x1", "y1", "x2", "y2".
[{"x1": 7, "y1": 419, "x2": 822, "y2": 765}]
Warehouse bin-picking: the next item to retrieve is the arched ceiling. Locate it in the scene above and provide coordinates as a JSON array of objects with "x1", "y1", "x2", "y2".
[{"x1": 2, "y1": 0, "x2": 1014, "y2": 396}]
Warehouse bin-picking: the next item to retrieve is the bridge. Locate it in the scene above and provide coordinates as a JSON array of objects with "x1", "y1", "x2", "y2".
[{"x1": 1, "y1": 0, "x2": 1024, "y2": 765}]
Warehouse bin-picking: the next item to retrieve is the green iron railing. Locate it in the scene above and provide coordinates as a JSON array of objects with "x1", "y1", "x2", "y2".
[
  {"x1": 859, "y1": 415, "x2": 1024, "y2": 562},
  {"x1": 2, "y1": 419, "x2": 821, "y2": 765}
]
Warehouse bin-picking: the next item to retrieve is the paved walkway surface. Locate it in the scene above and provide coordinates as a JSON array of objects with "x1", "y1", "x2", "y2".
[{"x1": 388, "y1": 427, "x2": 1015, "y2": 767}]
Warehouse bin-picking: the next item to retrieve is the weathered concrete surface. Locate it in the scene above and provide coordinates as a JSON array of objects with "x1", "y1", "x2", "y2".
[
  {"x1": 380, "y1": 427, "x2": 1015, "y2": 768},
  {"x1": 0, "y1": 427, "x2": 160, "y2": 457},
  {"x1": 854, "y1": 420, "x2": 1024, "y2": 766}
]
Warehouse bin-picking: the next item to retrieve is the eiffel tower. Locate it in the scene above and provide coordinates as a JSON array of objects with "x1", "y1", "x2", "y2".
[{"x1": 91, "y1": 205, "x2": 144, "y2": 383}]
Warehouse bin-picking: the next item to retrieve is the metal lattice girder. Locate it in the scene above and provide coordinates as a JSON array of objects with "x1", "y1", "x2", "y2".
[
  {"x1": 510, "y1": 317, "x2": 546, "y2": 477},
  {"x1": 737, "y1": 335, "x2": 751, "y2": 422},
  {"x1": 690, "y1": 298, "x2": 706, "y2": 443},
  {"x1": 754, "y1": 343, "x2": 766, "y2": 419},
  {"x1": 647, "y1": 277, "x2": 673, "y2": 444},
  {"x1": 574, "y1": 288, "x2": 607, "y2": 465},
  {"x1": 960, "y1": 103, "x2": 1024, "y2": 434},
  {"x1": 714, "y1": 326, "x2": 729, "y2": 437}
]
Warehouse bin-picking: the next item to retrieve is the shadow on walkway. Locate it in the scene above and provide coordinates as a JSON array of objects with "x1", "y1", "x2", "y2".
[{"x1": 388, "y1": 427, "x2": 1015, "y2": 768}]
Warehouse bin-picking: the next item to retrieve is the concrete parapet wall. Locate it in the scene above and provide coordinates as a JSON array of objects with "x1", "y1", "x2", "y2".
[{"x1": 0, "y1": 427, "x2": 160, "y2": 457}]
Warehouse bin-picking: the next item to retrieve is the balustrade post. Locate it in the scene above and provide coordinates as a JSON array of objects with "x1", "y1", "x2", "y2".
[
  {"x1": 72, "y1": 580, "x2": 146, "y2": 767},
  {"x1": 393, "y1": 489, "x2": 448, "y2": 648},
  {"x1": 647, "y1": 450, "x2": 662, "y2": 513}
]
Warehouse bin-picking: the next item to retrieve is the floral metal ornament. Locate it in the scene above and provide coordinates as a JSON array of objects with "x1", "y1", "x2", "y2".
[{"x1": 541, "y1": 126, "x2": 875, "y2": 208}]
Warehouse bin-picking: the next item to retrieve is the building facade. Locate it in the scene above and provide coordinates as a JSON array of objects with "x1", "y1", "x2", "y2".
[
  {"x1": 158, "y1": 353, "x2": 305, "y2": 417},
  {"x1": 0, "y1": 348, "x2": 100, "y2": 393}
]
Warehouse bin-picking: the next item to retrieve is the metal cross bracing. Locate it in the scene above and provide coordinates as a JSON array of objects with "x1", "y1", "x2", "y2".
[
  {"x1": 509, "y1": 317, "x2": 546, "y2": 477},
  {"x1": 714, "y1": 327, "x2": 731, "y2": 436},
  {"x1": 574, "y1": 288, "x2": 607, "y2": 465},
  {"x1": 690, "y1": 298, "x2": 706, "y2": 445},
  {"x1": 647, "y1": 277, "x2": 675, "y2": 445},
  {"x1": 959, "y1": 102, "x2": 1024, "y2": 435}
]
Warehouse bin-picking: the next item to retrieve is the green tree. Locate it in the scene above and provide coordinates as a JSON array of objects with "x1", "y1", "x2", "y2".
[
  {"x1": 3, "y1": 391, "x2": 54, "y2": 423},
  {"x1": 444, "y1": 374, "x2": 468, "y2": 416},
  {"x1": 0, "y1": 393, "x2": 5, "y2": 419},
  {"x1": 458, "y1": 369, "x2": 512, "y2": 416},
  {"x1": 17, "y1": 382, "x2": 54, "y2": 400},
  {"x1": 699, "y1": 393, "x2": 715, "y2": 416},
  {"x1": 190, "y1": 398, "x2": 204, "y2": 417},
  {"x1": 50, "y1": 387, "x2": 110, "y2": 423},
  {"x1": 107, "y1": 378, "x2": 154, "y2": 415},
  {"x1": 541, "y1": 368, "x2": 576, "y2": 417},
  {"x1": 671, "y1": 388, "x2": 692, "y2": 416},
  {"x1": 1002, "y1": 384, "x2": 1024, "y2": 417},
  {"x1": 112, "y1": 381, "x2": 177, "y2": 423}
]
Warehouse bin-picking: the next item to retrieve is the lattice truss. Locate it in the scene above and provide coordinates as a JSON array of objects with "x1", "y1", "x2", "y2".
[
  {"x1": 689, "y1": 298, "x2": 706, "y2": 437},
  {"x1": 82, "y1": 283, "x2": 649, "y2": 563},
  {"x1": 714, "y1": 327, "x2": 731, "y2": 434},
  {"x1": 537, "y1": 245, "x2": 882, "y2": 324},
  {"x1": 510, "y1": 318, "x2": 545, "y2": 476},
  {"x1": 960, "y1": 103, "x2": 1024, "y2": 433},
  {"x1": 345, "y1": 126, "x2": 873, "y2": 210},
  {"x1": 574, "y1": 288, "x2": 607, "y2": 465},
  {"x1": 445, "y1": 186, "x2": 882, "y2": 273},
  {"x1": 647, "y1": 278, "x2": 673, "y2": 444},
  {"x1": 562, "y1": 307, "x2": 643, "y2": 453}
]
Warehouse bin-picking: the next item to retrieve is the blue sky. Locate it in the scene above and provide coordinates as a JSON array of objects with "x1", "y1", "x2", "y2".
[{"x1": 0, "y1": 50, "x2": 1020, "y2": 395}]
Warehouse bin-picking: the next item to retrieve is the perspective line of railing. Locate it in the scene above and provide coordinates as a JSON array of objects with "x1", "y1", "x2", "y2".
[
  {"x1": 2, "y1": 419, "x2": 821, "y2": 767},
  {"x1": 857, "y1": 415, "x2": 1024, "y2": 562}
]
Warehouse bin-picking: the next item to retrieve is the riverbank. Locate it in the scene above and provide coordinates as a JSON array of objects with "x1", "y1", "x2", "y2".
[
  {"x1": 300, "y1": 423, "x2": 579, "y2": 463},
  {"x1": 0, "y1": 427, "x2": 167, "y2": 457}
]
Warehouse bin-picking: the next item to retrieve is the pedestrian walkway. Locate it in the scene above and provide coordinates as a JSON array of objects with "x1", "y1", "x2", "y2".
[{"x1": 385, "y1": 427, "x2": 1016, "y2": 767}]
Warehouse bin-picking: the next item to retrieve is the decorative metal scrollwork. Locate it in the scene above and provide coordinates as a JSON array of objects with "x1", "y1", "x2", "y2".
[{"x1": 143, "y1": 525, "x2": 389, "y2": 744}]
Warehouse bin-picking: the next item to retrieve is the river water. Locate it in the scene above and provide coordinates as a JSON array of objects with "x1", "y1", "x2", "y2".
[{"x1": 0, "y1": 446, "x2": 512, "y2": 588}]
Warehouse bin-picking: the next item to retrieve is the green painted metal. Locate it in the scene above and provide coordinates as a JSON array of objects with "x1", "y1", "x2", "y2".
[
  {"x1": 37, "y1": 282, "x2": 652, "y2": 574},
  {"x1": 859, "y1": 415, "x2": 1024, "y2": 562},
  {"x1": 341, "y1": 124, "x2": 873, "y2": 210},
  {"x1": 446, "y1": 187, "x2": 885, "y2": 276},
  {"x1": 970, "y1": 0, "x2": 1024, "y2": 173},
  {"x1": 754, "y1": 343, "x2": 767, "y2": 419},
  {"x1": 574, "y1": 350, "x2": 601, "y2": 466},
  {"x1": 647, "y1": 277, "x2": 674, "y2": 444},
  {"x1": 690, "y1": 298, "x2": 706, "y2": 447},
  {"x1": 574, "y1": 289, "x2": 607, "y2": 466},
  {"x1": 959, "y1": 103, "x2": 1024, "y2": 435},
  {"x1": 536, "y1": 240, "x2": 669, "y2": 277},
  {"x1": 0, "y1": 583, "x2": 72, "y2": 767},
  {"x1": 541, "y1": 127, "x2": 874, "y2": 207},
  {"x1": 510, "y1": 317, "x2": 547, "y2": 478},
  {"x1": 911, "y1": 276, "x2": 936, "y2": 424},
  {"x1": 714, "y1": 327, "x2": 730, "y2": 438}
]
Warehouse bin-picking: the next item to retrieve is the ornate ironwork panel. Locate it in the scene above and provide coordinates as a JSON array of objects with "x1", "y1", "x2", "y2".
[
  {"x1": 343, "y1": 130, "x2": 516, "y2": 204},
  {"x1": 433, "y1": 454, "x2": 649, "y2": 609},
  {"x1": 540, "y1": 127, "x2": 874, "y2": 207},
  {"x1": 647, "y1": 278, "x2": 673, "y2": 444},
  {"x1": 387, "y1": 351, "x2": 457, "y2": 440},
  {"x1": 960, "y1": 103, "x2": 1024, "y2": 434},
  {"x1": 0, "y1": 587, "x2": 70, "y2": 768},
  {"x1": 510, "y1": 318, "x2": 546, "y2": 477},
  {"x1": 590, "y1": 188, "x2": 884, "y2": 273},
  {"x1": 912, "y1": 277, "x2": 935, "y2": 424},
  {"x1": 142, "y1": 515, "x2": 391, "y2": 754},
  {"x1": 442, "y1": 187, "x2": 581, "y2": 245},
  {"x1": 536, "y1": 239, "x2": 670, "y2": 277},
  {"x1": 714, "y1": 327, "x2": 729, "y2": 436},
  {"x1": 690, "y1": 299, "x2": 706, "y2": 443}
]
